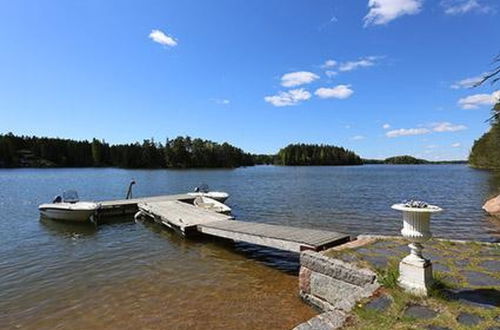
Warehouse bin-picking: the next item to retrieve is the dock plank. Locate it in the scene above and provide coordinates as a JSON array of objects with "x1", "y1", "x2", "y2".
[
  {"x1": 138, "y1": 200, "x2": 232, "y2": 233},
  {"x1": 197, "y1": 220, "x2": 350, "y2": 252}
]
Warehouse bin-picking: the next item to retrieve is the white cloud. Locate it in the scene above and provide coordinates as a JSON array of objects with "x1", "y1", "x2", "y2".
[
  {"x1": 386, "y1": 128, "x2": 430, "y2": 138},
  {"x1": 339, "y1": 56, "x2": 378, "y2": 72},
  {"x1": 458, "y1": 90, "x2": 500, "y2": 109},
  {"x1": 149, "y1": 29, "x2": 177, "y2": 47},
  {"x1": 441, "y1": 0, "x2": 493, "y2": 15},
  {"x1": 364, "y1": 0, "x2": 423, "y2": 26},
  {"x1": 382, "y1": 123, "x2": 391, "y2": 129},
  {"x1": 351, "y1": 135, "x2": 365, "y2": 140},
  {"x1": 264, "y1": 89, "x2": 311, "y2": 107},
  {"x1": 325, "y1": 70, "x2": 338, "y2": 78},
  {"x1": 322, "y1": 60, "x2": 337, "y2": 68},
  {"x1": 281, "y1": 71, "x2": 320, "y2": 87},
  {"x1": 314, "y1": 85, "x2": 354, "y2": 99},
  {"x1": 431, "y1": 122, "x2": 467, "y2": 132},
  {"x1": 212, "y1": 98, "x2": 230, "y2": 105},
  {"x1": 451, "y1": 142, "x2": 461, "y2": 148},
  {"x1": 450, "y1": 74, "x2": 484, "y2": 89}
]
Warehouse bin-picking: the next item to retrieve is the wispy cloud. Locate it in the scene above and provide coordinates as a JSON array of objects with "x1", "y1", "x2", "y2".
[
  {"x1": 382, "y1": 123, "x2": 391, "y2": 129},
  {"x1": 264, "y1": 89, "x2": 311, "y2": 107},
  {"x1": 339, "y1": 56, "x2": 379, "y2": 72},
  {"x1": 149, "y1": 29, "x2": 177, "y2": 47},
  {"x1": 451, "y1": 142, "x2": 461, "y2": 147},
  {"x1": 450, "y1": 74, "x2": 485, "y2": 89},
  {"x1": 321, "y1": 59, "x2": 337, "y2": 68},
  {"x1": 351, "y1": 135, "x2": 365, "y2": 140},
  {"x1": 325, "y1": 70, "x2": 338, "y2": 78},
  {"x1": 281, "y1": 71, "x2": 320, "y2": 87},
  {"x1": 364, "y1": 0, "x2": 423, "y2": 26},
  {"x1": 431, "y1": 122, "x2": 467, "y2": 132},
  {"x1": 315, "y1": 85, "x2": 354, "y2": 99},
  {"x1": 386, "y1": 121, "x2": 467, "y2": 137},
  {"x1": 212, "y1": 98, "x2": 230, "y2": 105},
  {"x1": 441, "y1": 0, "x2": 494, "y2": 15},
  {"x1": 386, "y1": 128, "x2": 430, "y2": 138},
  {"x1": 458, "y1": 90, "x2": 500, "y2": 109}
]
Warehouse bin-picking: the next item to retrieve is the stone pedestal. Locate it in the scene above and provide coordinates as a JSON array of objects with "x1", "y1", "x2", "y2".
[{"x1": 398, "y1": 250, "x2": 433, "y2": 295}]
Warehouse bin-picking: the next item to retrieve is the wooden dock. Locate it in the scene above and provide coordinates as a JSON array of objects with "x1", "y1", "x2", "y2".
[
  {"x1": 97, "y1": 193, "x2": 193, "y2": 217},
  {"x1": 135, "y1": 198, "x2": 350, "y2": 253}
]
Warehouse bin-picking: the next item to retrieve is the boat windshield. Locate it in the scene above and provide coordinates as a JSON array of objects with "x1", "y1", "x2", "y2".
[
  {"x1": 62, "y1": 190, "x2": 79, "y2": 203},
  {"x1": 195, "y1": 183, "x2": 209, "y2": 193}
]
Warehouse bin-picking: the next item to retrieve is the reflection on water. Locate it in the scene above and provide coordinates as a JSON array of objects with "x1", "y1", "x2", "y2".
[{"x1": 0, "y1": 165, "x2": 499, "y2": 329}]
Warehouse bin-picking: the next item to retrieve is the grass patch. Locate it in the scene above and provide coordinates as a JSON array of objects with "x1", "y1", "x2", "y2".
[{"x1": 377, "y1": 262, "x2": 399, "y2": 289}]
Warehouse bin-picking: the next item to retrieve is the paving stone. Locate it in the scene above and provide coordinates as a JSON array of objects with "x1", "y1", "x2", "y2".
[
  {"x1": 454, "y1": 259, "x2": 470, "y2": 267},
  {"x1": 363, "y1": 255, "x2": 389, "y2": 268},
  {"x1": 426, "y1": 326, "x2": 451, "y2": 330},
  {"x1": 365, "y1": 295, "x2": 393, "y2": 312},
  {"x1": 480, "y1": 260, "x2": 500, "y2": 272},
  {"x1": 338, "y1": 253, "x2": 358, "y2": 263},
  {"x1": 450, "y1": 288, "x2": 500, "y2": 309},
  {"x1": 355, "y1": 247, "x2": 377, "y2": 255},
  {"x1": 424, "y1": 249, "x2": 444, "y2": 261},
  {"x1": 433, "y1": 262, "x2": 450, "y2": 273},
  {"x1": 464, "y1": 271, "x2": 500, "y2": 287},
  {"x1": 370, "y1": 248, "x2": 400, "y2": 257},
  {"x1": 456, "y1": 312, "x2": 484, "y2": 326},
  {"x1": 371, "y1": 240, "x2": 397, "y2": 249},
  {"x1": 440, "y1": 275, "x2": 462, "y2": 287},
  {"x1": 404, "y1": 304, "x2": 437, "y2": 320},
  {"x1": 478, "y1": 248, "x2": 500, "y2": 257}
]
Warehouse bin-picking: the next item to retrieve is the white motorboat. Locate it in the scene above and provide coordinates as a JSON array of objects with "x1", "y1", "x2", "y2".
[
  {"x1": 187, "y1": 184, "x2": 229, "y2": 203},
  {"x1": 193, "y1": 196, "x2": 231, "y2": 214},
  {"x1": 39, "y1": 190, "x2": 99, "y2": 222}
]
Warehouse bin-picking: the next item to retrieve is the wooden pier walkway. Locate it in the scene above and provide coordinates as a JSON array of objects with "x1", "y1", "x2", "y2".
[
  {"x1": 97, "y1": 193, "x2": 193, "y2": 217},
  {"x1": 136, "y1": 199, "x2": 350, "y2": 252}
]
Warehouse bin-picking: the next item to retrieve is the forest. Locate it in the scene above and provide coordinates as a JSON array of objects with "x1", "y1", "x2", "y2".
[
  {"x1": 468, "y1": 54, "x2": 500, "y2": 170},
  {"x1": 0, "y1": 134, "x2": 365, "y2": 168},
  {"x1": 276, "y1": 143, "x2": 362, "y2": 166},
  {"x1": 0, "y1": 133, "x2": 254, "y2": 168}
]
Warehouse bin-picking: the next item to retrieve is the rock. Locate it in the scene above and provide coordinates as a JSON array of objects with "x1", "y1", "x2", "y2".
[
  {"x1": 456, "y1": 312, "x2": 484, "y2": 326},
  {"x1": 363, "y1": 255, "x2": 389, "y2": 268},
  {"x1": 433, "y1": 262, "x2": 450, "y2": 273},
  {"x1": 483, "y1": 194, "x2": 500, "y2": 217},
  {"x1": 449, "y1": 288, "x2": 500, "y2": 309},
  {"x1": 404, "y1": 304, "x2": 437, "y2": 319},
  {"x1": 426, "y1": 326, "x2": 451, "y2": 330},
  {"x1": 365, "y1": 295, "x2": 393, "y2": 312},
  {"x1": 293, "y1": 310, "x2": 347, "y2": 330},
  {"x1": 479, "y1": 259, "x2": 500, "y2": 272},
  {"x1": 463, "y1": 271, "x2": 500, "y2": 287}
]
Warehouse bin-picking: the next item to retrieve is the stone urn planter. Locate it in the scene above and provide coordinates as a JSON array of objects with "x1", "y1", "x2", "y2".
[{"x1": 391, "y1": 201, "x2": 443, "y2": 296}]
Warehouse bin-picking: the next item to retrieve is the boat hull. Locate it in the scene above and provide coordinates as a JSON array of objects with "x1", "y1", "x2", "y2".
[
  {"x1": 39, "y1": 202, "x2": 98, "y2": 222},
  {"x1": 187, "y1": 192, "x2": 229, "y2": 203}
]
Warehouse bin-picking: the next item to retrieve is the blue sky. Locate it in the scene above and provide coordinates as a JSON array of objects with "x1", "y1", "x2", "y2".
[{"x1": 0, "y1": 0, "x2": 499, "y2": 160}]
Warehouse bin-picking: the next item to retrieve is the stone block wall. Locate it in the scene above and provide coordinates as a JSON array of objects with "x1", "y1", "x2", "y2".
[{"x1": 295, "y1": 250, "x2": 380, "y2": 329}]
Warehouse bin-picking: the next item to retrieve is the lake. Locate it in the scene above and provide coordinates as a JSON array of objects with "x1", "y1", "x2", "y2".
[{"x1": 0, "y1": 165, "x2": 498, "y2": 329}]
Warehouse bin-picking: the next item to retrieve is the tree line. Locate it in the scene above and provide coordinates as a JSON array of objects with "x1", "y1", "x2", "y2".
[
  {"x1": 0, "y1": 134, "x2": 366, "y2": 168},
  {"x1": 276, "y1": 143, "x2": 363, "y2": 166},
  {"x1": 468, "y1": 54, "x2": 500, "y2": 170},
  {"x1": 0, "y1": 133, "x2": 254, "y2": 168}
]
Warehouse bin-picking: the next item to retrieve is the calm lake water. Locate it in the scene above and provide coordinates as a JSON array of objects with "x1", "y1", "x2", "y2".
[{"x1": 0, "y1": 165, "x2": 499, "y2": 329}]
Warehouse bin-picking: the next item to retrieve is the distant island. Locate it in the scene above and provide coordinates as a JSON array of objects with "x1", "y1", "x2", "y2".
[
  {"x1": 0, "y1": 133, "x2": 465, "y2": 169},
  {"x1": 363, "y1": 155, "x2": 466, "y2": 165}
]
